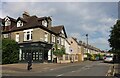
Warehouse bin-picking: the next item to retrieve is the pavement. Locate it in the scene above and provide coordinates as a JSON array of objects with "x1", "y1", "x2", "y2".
[
  {"x1": 2, "y1": 61, "x2": 86, "y2": 75},
  {"x1": 106, "y1": 61, "x2": 120, "y2": 78},
  {"x1": 114, "y1": 63, "x2": 120, "y2": 77}
]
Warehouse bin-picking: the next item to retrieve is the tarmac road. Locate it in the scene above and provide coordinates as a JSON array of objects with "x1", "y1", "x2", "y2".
[{"x1": 2, "y1": 61, "x2": 112, "y2": 76}]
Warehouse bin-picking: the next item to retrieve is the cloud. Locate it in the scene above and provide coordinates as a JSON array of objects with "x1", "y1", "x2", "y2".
[
  {"x1": 1, "y1": 0, "x2": 120, "y2": 2},
  {"x1": 69, "y1": 32, "x2": 81, "y2": 39},
  {"x1": 1, "y1": 2, "x2": 118, "y2": 50},
  {"x1": 90, "y1": 37, "x2": 109, "y2": 50}
]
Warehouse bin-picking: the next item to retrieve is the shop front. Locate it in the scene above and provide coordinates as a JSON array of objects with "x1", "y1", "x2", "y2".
[{"x1": 18, "y1": 41, "x2": 53, "y2": 63}]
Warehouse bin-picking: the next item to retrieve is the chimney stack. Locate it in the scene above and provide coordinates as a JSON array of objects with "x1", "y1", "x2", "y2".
[
  {"x1": 22, "y1": 11, "x2": 30, "y2": 19},
  {"x1": 47, "y1": 16, "x2": 52, "y2": 29}
]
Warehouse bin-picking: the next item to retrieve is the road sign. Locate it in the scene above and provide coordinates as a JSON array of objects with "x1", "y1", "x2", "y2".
[{"x1": 70, "y1": 48, "x2": 73, "y2": 52}]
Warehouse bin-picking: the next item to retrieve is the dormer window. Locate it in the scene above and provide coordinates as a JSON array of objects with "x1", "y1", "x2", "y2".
[
  {"x1": 5, "y1": 17, "x2": 11, "y2": 26},
  {"x1": 17, "y1": 20, "x2": 23, "y2": 27},
  {"x1": 42, "y1": 20, "x2": 47, "y2": 27}
]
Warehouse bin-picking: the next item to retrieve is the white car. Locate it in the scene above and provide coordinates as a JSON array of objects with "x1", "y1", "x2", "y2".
[{"x1": 104, "y1": 55, "x2": 113, "y2": 63}]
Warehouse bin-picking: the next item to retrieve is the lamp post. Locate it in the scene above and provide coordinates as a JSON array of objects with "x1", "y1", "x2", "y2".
[
  {"x1": 86, "y1": 34, "x2": 89, "y2": 60},
  {"x1": 86, "y1": 34, "x2": 88, "y2": 53}
]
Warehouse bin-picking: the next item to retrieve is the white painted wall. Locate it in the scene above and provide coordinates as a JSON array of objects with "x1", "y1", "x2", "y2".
[{"x1": 65, "y1": 40, "x2": 70, "y2": 54}]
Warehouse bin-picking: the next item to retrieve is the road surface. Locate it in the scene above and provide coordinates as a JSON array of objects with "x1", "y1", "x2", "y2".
[{"x1": 2, "y1": 61, "x2": 112, "y2": 76}]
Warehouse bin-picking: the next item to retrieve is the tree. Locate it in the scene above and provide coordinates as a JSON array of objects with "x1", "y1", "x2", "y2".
[
  {"x1": 2, "y1": 38, "x2": 19, "y2": 64},
  {"x1": 108, "y1": 20, "x2": 120, "y2": 55},
  {"x1": 53, "y1": 43, "x2": 66, "y2": 57}
]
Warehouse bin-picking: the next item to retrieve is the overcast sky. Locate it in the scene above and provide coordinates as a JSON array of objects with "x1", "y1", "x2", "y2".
[{"x1": 1, "y1": 2, "x2": 118, "y2": 50}]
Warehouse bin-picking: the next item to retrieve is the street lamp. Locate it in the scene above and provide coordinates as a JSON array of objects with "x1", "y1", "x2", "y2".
[{"x1": 86, "y1": 34, "x2": 88, "y2": 54}]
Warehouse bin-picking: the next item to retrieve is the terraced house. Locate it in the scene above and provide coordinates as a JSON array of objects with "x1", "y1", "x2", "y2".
[{"x1": 2, "y1": 12, "x2": 67, "y2": 63}]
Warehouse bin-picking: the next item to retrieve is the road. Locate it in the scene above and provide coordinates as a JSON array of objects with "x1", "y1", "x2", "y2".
[
  {"x1": 34, "y1": 61, "x2": 111, "y2": 76},
  {"x1": 2, "y1": 61, "x2": 112, "y2": 76}
]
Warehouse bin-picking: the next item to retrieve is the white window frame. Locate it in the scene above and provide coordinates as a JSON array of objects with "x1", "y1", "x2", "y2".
[
  {"x1": 5, "y1": 17, "x2": 11, "y2": 26},
  {"x1": 17, "y1": 20, "x2": 23, "y2": 27},
  {"x1": 23, "y1": 29, "x2": 33, "y2": 41},
  {"x1": 44, "y1": 32, "x2": 48, "y2": 42},
  {"x1": 52, "y1": 35, "x2": 55, "y2": 43},
  {"x1": 3, "y1": 34, "x2": 9, "y2": 38},
  {"x1": 57, "y1": 37, "x2": 61, "y2": 44},
  {"x1": 42, "y1": 20, "x2": 47, "y2": 27},
  {"x1": 16, "y1": 34, "x2": 19, "y2": 42}
]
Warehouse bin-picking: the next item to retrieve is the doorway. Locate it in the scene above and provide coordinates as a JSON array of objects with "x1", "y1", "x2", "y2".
[{"x1": 44, "y1": 49, "x2": 48, "y2": 62}]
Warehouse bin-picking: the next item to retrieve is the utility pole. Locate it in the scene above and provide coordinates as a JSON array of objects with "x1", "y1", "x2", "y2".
[
  {"x1": 86, "y1": 34, "x2": 89, "y2": 60},
  {"x1": 86, "y1": 34, "x2": 88, "y2": 54}
]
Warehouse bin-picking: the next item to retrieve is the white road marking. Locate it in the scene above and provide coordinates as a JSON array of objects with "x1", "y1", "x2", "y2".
[
  {"x1": 43, "y1": 67, "x2": 49, "y2": 69},
  {"x1": 57, "y1": 74, "x2": 63, "y2": 77},
  {"x1": 71, "y1": 71, "x2": 76, "y2": 72},
  {"x1": 50, "y1": 69, "x2": 54, "y2": 70}
]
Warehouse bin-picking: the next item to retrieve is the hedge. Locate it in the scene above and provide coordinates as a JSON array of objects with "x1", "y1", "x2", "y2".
[{"x1": 2, "y1": 38, "x2": 19, "y2": 64}]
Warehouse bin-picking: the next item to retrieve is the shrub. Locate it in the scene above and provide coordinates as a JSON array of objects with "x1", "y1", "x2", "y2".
[
  {"x1": 2, "y1": 38, "x2": 19, "y2": 64},
  {"x1": 53, "y1": 44, "x2": 65, "y2": 57},
  {"x1": 90, "y1": 54, "x2": 96, "y2": 61}
]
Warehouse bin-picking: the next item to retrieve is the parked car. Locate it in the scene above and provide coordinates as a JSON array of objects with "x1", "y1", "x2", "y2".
[{"x1": 103, "y1": 55, "x2": 113, "y2": 63}]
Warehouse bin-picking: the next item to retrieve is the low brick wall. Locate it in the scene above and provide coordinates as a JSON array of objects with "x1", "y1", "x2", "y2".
[{"x1": 57, "y1": 54, "x2": 79, "y2": 63}]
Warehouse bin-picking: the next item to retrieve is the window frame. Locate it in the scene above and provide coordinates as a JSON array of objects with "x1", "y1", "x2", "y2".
[
  {"x1": 5, "y1": 17, "x2": 11, "y2": 26},
  {"x1": 23, "y1": 29, "x2": 33, "y2": 41},
  {"x1": 17, "y1": 20, "x2": 23, "y2": 27},
  {"x1": 42, "y1": 20, "x2": 47, "y2": 27},
  {"x1": 52, "y1": 35, "x2": 55, "y2": 43},
  {"x1": 16, "y1": 33, "x2": 20, "y2": 42},
  {"x1": 44, "y1": 32, "x2": 48, "y2": 42}
]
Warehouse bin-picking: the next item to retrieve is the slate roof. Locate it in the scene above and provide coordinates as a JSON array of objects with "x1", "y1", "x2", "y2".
[
  {"x1": 2, "y1": 14, "x2": 67, "y2": 38},
  {"x1": 51, "y1": 25, "x2": 63, "y2": 34},
  {"x1": 51, "y1": 25, "x2": 67, "y2": 38}
]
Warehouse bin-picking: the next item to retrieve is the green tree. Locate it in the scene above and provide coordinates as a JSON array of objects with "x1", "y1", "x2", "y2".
[
  {"x1": 108, "y1": 20, "x2": 120, "y2": 55},
  {"x1": 2, "y1": 38, "x2": 19, "y2": 64},
  {"x1": 53, "y1": 43, "x2": 65, "y2": 57}
]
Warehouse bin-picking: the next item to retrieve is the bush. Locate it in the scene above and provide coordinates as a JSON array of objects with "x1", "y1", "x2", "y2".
[
  {"x1": 53, "y1": 44, "x2": 65, "y2": 57},
  {"x1": 90, "y1": 54, "x2": 96, "y2": 61},
  {"x1": 99, "y1": 54, "x2": 104, "y2": 60},
  {"x1": 2, "y1": 38, "x2": 19, "y2": 64},
  {"x1": 85, "y1": 53, "x2": 92, "y2": 60}
]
